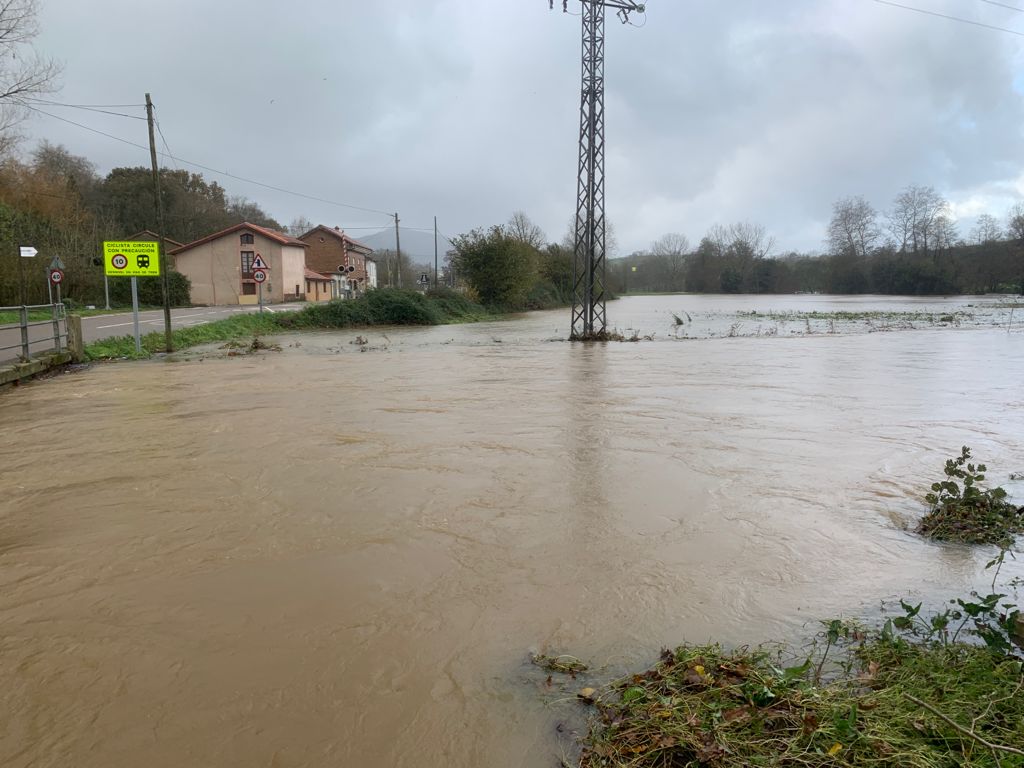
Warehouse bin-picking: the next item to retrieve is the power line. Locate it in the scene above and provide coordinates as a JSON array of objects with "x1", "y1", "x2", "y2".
[
  {"x1": 872, "y1": 0, "x2": 1024, "y2": 36},
  {"x1": 972, "y1": 0, "x2": 1024, "y2": 13},
  {"x1": 17, "y1": 97, "x2": 146, "y2": 120},
  {"x1": 23, "y1": 103, "x2": 396, "y2": 219}
]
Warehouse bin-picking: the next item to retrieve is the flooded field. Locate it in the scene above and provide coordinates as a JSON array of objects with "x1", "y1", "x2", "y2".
[{"x1": 1, "y1": 294, "x2": 1022, "y2": 768}]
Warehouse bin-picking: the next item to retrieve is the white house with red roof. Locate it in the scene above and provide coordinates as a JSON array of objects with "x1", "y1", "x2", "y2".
[{"x1": 170, "y1": 222, "x2": 311, "y2": 306}]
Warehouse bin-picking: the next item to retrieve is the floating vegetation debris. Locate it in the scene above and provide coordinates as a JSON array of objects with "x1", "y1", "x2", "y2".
[
  {"x1": 917, "y1": 447, "x2": 1024, "y2": 545},
  {"x1": 532, "y1": 654, "x2": 590, "y2": 676}
]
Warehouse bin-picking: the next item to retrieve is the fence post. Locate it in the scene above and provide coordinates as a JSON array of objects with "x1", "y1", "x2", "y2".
[
  {"x1": 51, "y1": 303, "x2": 61, "y2": 353},
  {"x1": 67, "y1": 314, "x2": 84, "y2": 362},
  {"x1": 19, "y1": 306, "x2": 29, "y2": 359}
]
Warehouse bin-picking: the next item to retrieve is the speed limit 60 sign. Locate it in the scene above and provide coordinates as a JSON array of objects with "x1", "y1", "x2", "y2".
[{"x1": 102, "y1": 241, "x2": 161, "y2": 277}]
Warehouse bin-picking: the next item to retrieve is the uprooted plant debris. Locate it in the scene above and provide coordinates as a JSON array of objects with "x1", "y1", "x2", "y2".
[
  {"x1": 575, "y1": 634, "x2": 1024, "y2": 768},
  {"x1": 532, "y1": 654, "x2": 590, "y2": 676},
  {"x1": 917, "y1": 447, "x2": 1024, "y2": 545},
  {"x1": 220, "y1": 336, "x2": 282, "y2": 356}
]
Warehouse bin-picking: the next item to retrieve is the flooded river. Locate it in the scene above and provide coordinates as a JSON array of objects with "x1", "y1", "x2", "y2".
[{"x1": 1, "y1": 294, "x2": 1022, "y2": 767}]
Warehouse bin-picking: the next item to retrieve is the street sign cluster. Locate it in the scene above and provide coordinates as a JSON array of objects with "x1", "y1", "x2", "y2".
[{"x1": 251, "y1": 254, "x2": 269, "y2": 284}]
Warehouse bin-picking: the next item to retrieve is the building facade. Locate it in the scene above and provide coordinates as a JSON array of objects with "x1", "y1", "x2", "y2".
[
  {"x1": 298, "y1": 226, "x2": 377, "y2": 298},
  {"x1": 171, "y1": 223, "x2": 308, "y2": 306}
]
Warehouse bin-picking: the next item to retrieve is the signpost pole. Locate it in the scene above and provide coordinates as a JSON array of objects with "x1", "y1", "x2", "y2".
[
  {"x1": 51, "y1": 294, "x2": 61, "y2": 352},
  {"x1": 131, "y1": 277, "x2": 142, "y2": 354},
  {"x1": 47, "y1": 275, "x2": 53, "y2": 306},
  {"x1": 259, "y1": 282, "x2": 263, "y2": 315},
  {"x1": 18, "y1": 256, "x2": 25, "y2": 306},
  {"x1": 104, "y1": 273, "x2": 110, "y2": 310}
]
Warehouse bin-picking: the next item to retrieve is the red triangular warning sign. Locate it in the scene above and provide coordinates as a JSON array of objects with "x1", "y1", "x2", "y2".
[{"x1": 251, "y1": 254, "x2": 269, "y2": 270}]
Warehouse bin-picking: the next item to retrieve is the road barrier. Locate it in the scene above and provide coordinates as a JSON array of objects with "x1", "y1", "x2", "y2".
[{"x1": 0, "y1": 304, "x2": 69, "y2": 364}]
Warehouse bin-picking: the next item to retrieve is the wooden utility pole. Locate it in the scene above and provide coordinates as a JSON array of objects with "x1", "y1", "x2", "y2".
[
  {"x1": 434, "y1": 216, "x2": 439, "y2": 289},
  {"x1": 394, "y1": 213, "x2": 403, "y2": 288},
  {"x1": 145, "y1": 93, "x2": 173, "y2": 352}
]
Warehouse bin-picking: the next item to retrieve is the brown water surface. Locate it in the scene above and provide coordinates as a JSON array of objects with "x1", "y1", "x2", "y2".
[{"x1": 1, "y1": 295, "x2": 1022, "y2": 767}]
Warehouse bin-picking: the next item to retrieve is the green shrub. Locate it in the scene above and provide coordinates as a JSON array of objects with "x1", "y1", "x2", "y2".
[{"x1": 917, "y1": 447, "x2": 1023, "y2": 545}]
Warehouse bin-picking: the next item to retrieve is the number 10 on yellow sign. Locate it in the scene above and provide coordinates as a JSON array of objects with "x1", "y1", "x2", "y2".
[{"x1": 103, "y1": 241, "x2": 161, "y2": 277}]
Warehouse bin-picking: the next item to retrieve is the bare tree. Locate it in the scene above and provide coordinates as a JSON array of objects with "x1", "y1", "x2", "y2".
[
  {"x1": 288, "y1": 215, "x2": 313, "y2": 237},
  {"x1": 934, "y1": 215, "x2": 960, "y2": 253},
  {"x1": 970, "y1": 213, "x2": 1002, "y2": 245},
  {"x1": 650, "y1": 232, "x2": 690, "y2": 257},
  {"x1": 0, "y1": 0, "x2": 61, "y2": 155},
  {"x1": 726, "y1": 221, "x2": 774, "y2": 259},
  {"x1": 827, "y1": 196, "x2": 880, "y2": 258},
  {"x1": 507, "y1": 211, "x2": 546, "y2": 249},
  {"x1": 560, "y1": 216, "x2": 618, "y2": 257},
  {"x1": 1006, "y1": 202, "x2": 1024, "y2": 243},
  {"x1": 887, "y1": 185, "x2": 949, "y2": 255}
]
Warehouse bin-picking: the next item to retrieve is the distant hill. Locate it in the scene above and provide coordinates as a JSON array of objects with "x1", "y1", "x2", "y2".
[{"x1": 359, "y1": 227, "x2": 455, "y2": 262}]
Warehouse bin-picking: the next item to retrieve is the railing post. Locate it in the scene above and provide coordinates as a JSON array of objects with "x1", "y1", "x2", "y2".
[
  {"x1": 20, "y1": 306, "x2": 30, "y2": 359},
  {"x1": 51, "y1": 303, "x2": 62, "y2": 352}
]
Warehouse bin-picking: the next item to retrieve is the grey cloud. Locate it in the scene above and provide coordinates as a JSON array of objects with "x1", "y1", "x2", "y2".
[{"x1": 28, "y1": 0, "x2": 1024, "y2": 253}]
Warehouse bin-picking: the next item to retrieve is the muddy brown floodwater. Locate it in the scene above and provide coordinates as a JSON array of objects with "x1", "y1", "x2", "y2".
[{"x1": 1, "y1": 295, "x2": 1022, "y2": 768}]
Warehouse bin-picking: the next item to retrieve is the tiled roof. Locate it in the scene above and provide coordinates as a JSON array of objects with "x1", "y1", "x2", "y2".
[
  {"x1": 170, "y1": 222, "x2": 308, "y2": 254},
  {"x1": 304, "y1": 268, "x2": 331, "y2": 281},
  {"x1": 298, "y1": 225, "x2": 374, "y2": 253},
  {"x1": 128, "y1": 230, "x2": 185, "y2": 248}
]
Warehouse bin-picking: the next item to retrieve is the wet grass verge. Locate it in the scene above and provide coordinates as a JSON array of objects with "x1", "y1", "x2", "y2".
[
  {"x1": 84, "y1": 290, "x2": 496, "y2": 360},
  {"x1": 575, "y1": 631, "x2": 1023, "y2": 768},
  {"x1": 84, "y1": 313, "x2": 283, "y2": 360},
  {"x1": 277, "y1": 288, "x2": 494, "y2": 329}
]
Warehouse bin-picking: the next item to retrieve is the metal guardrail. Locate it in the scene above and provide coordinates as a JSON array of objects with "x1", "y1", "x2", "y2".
[{"x1": 0, "y1": 304, "x2": 69, "y2": 361}]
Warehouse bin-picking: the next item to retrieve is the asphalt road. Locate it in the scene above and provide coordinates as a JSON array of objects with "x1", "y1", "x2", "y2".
[{"x1": 0, "y1": 305, "x2": 280, "y2": 363}]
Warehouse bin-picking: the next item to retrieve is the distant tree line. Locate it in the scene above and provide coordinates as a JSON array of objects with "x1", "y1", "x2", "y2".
[
  {"x1": 610, "y1": 186, "x2": 1023, "y2": 296},
  {"x1": 0, "y1": 142, "x2": 281, "y2": 305}
]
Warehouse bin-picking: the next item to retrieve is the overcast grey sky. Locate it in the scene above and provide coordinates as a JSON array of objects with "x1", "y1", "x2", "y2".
[{"x1": 25, "y1": 0, "x2": 1024, "y2": 254}]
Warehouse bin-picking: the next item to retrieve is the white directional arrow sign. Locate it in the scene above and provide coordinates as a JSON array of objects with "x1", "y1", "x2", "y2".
[{"x1": 19, "y1": 245, "x2": 38, "y2": 258}]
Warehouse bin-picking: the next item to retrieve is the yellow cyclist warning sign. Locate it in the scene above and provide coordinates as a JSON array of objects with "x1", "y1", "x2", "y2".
[{"x1": 103, "y1": 241, "x2": 161, "y2": 277}]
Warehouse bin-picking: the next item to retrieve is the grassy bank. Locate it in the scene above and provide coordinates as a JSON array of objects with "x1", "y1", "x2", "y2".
[
  {"x1": 577, "y1": 632, "x2": 1023, "y2": 767},
  {"x1": 84, "y1": 289, "x2": 496, "y2": 360},
  {"x1": 278, "y1": 287, "x2": 494, "y2": 329},
  {"x1": 84, "y1": 314, "x2": 282, "y2": 360}
]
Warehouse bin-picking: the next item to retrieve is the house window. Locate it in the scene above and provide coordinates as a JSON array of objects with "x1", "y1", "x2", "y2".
[
  {"x1": 306, "y1": 281, "x2": 311, "y2": 292},
  {"x1": 241, "y1": 251, "x2": 255, "y2": 275},
  {"x1": 242, "y1": 283, "x2": 256, "y2": 295},
  {"x1": 295, "y1": 284, "x2": 301, "y2": 296},
  {"x1": 240, "y1": 233, "x2": 254, "y2": 245}
]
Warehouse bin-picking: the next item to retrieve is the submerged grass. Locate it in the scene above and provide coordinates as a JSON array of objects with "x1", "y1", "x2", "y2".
[{"x1": 578, "y1": 639, "x2": 1024, "y2": 768}]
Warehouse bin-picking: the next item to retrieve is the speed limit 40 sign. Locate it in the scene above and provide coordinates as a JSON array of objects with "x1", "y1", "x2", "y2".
[
  {"x1": 253, "y1": 269, "x2": 267, "y2": 284},
  {"x1": 49, "y1": 269, "x2": 64, "y2": 285}
]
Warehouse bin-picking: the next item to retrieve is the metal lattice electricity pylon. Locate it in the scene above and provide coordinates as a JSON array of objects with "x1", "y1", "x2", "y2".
[{"x1": 553, "y1": 0, "x2": 645, "y2": 339}]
